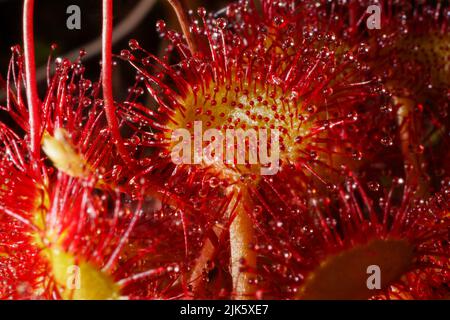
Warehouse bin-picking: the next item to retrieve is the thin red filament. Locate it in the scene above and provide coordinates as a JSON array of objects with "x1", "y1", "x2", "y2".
[
  {"x1": 23, "y1": 0, "x2": 40, "y2": 160},
  {"x1": 167, "y1": 0, "x2": 197, "y2": 55},
  {"x1": 102, "y1": 0, "x2": 135, "y2": 168}
]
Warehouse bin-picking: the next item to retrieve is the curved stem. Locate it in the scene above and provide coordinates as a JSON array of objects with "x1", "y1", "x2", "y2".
[
  {"x1": 188, "y1": 185, "x2": 256, "y2": 299},
  {"x1": 395, "y1": 96, "x2": 428, "y2": 196},
  {"x1": 102, "y1": 0, "x2": 135, "y2": 167},
  {"x1": 166, "y1": 0, "x2": 197, "y2": 55},
  {"x1": 23, "y1": 0, "x2": 40, "y2": 159},
  {"x1": 187, "y1": 223, "x2": 224, "y2": 297}
]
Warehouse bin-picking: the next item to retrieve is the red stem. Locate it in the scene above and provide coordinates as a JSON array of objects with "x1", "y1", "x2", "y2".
[
  {"x1": 102, "y1": 0, "x2": 135, "y2": 167},
  {"x1": 348, "y1": 0, "x2": 358, "y2": 34},
  {"x1": 167, "y1": 0, "x2": 197, "y2": 55},
  {"x1": 23, "y1": 0, "x2": 40, "y2": 159}
]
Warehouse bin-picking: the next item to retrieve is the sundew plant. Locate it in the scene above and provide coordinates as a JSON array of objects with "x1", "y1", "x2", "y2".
[{"x1": 0, "y1": 0, "x2": 448, "y2": 300}]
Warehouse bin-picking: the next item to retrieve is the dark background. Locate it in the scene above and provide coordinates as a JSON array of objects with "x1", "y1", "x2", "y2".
[{"x1": 0, "y1": 0, "x2": 225, "y2": 100}]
